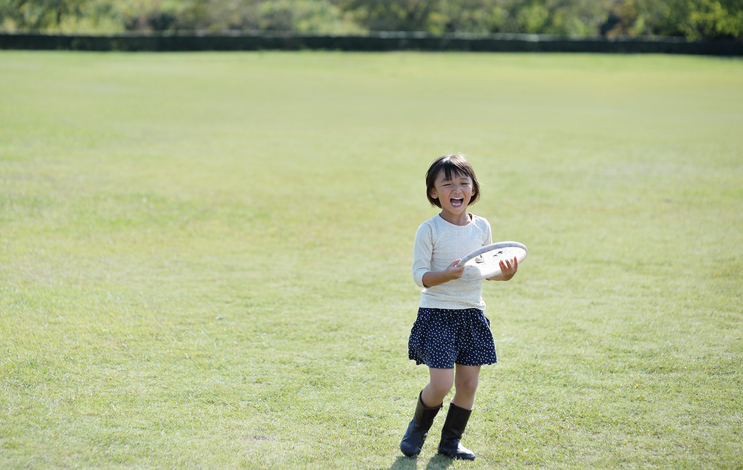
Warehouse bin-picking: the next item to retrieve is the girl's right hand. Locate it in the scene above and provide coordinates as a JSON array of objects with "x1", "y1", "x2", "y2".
[
  {"x1": 421, "y1": 259, "x2": 466, "y2": 287},
  {"x1": 444, "y1": 259, "x2": 465, "y2": 281}
]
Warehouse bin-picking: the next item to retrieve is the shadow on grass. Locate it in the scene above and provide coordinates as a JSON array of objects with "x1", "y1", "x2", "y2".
[
  {"x1": 424, "y1": 454, "x2": 454, "y2": 470},
  {"x1": 386, "y1": 455, "x2": 453, "y2": 470}
]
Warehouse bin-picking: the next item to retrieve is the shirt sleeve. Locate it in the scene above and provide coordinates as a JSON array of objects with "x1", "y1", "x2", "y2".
[
  {"x1": 484, "y1": 217, "x2": 493, "y2": 245},
  {"x1": 412, "y1": 222, "x2": 433, "y2": 288}
]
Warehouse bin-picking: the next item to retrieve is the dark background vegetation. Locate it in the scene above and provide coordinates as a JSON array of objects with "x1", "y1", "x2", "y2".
[{"x1": 1, "y1": 0, "x2": 741, "y2": 42}]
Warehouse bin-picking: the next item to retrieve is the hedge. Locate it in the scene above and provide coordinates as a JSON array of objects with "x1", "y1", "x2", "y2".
[{"x1": 1, "y1": 31, "x2": 742, "y2": 55}]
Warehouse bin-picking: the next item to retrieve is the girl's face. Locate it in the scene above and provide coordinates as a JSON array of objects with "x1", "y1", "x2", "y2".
[{"x1": 429, "y1": 170, "x2": 475, "y2": 225}]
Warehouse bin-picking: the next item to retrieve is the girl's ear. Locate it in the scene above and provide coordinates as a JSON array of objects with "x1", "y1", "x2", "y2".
[
  {"x1": 467, "y1": 188, "x2": 477, "y2": 206},
  {"x1": 429, "y1": 188, "x2": 438, "y2": 200}
]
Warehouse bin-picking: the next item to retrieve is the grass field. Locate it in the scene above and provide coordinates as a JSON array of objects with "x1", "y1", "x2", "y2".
[{"x1": 1, "y1": 51, "x2": 741, "y2": 469}]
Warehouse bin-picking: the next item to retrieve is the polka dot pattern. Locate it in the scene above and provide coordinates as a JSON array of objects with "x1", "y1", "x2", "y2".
[{"x1": 408, "y1": 308, "x2": 497, "y2": 368}]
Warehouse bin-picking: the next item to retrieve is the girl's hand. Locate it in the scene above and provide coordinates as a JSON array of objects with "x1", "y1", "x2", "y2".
[
  {"x1": 487, "y1": 256, "x2": 518, "y2": 281},
  {"x1": 421, "y1": 259, "x2": 465, "y2": 287},
  {"x1": 444, "y1": 259, "x2": 466, "y2": 281}
]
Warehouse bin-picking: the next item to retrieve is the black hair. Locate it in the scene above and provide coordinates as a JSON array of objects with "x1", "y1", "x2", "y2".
[{"x1": 425, "y1": 154, "x2": 480, "y2": 207}]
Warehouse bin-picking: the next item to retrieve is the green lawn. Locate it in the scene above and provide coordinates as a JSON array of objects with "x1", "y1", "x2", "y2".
[{"x1": 1, "y1": 51, "x2": 741, "y2": 469}]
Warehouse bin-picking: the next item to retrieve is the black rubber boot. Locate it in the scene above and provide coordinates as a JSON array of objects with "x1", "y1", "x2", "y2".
[
  {"x1": 400, "y1": 392, "x2": 442, "y2": 457},
  {"x1": 437, "y1": 402, "x2": 476, "y2": 460}
]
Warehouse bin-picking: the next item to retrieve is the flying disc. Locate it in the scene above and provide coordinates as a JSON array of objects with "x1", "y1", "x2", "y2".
[{"x1": 457, "y1": 241, "x2": 527, "y2": 281}]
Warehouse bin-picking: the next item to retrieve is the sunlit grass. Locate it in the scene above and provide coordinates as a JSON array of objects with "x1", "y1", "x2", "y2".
[{"x1": 1, "y1": 51, "x2": 741, "y2": 469}]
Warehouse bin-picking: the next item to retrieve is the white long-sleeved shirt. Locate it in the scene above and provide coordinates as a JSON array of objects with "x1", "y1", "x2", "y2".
[{"x1": 412, "y1": 213, "x2": 492, "y2": 310}]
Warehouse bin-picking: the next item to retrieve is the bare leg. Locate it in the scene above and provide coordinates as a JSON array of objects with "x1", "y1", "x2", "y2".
[
  {"x1": 451, "y1": 364, "x2": 481, "y2": 410},
  {"x1": 421, "y1": 367, "x2": 454, "y2": 407}
]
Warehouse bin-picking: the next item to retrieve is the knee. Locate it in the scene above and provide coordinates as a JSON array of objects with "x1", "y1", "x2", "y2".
[
  {"x1": 455, "y1": 376, "x2": 479, "y2": 395},
  {"x1": 428, "y1": 378, "x2": 454, "y2": 398}
]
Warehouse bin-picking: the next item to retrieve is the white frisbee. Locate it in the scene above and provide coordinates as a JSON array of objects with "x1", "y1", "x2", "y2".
[{"x1": 457, "y1": 241, "x2": 527, "y2": 281}]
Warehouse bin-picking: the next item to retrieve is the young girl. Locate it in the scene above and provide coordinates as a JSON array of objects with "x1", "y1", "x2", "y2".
[{"x1": 400, "y1": 154, "x2": 518, "y2": 461}]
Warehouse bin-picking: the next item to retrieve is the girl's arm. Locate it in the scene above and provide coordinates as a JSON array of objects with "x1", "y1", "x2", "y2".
[
  {"x1": 486, "y1": 256, "x2": 518, "y2": 281},
  {"x1": 421, "y1": 259, "x2": 465, "y2": 288}
]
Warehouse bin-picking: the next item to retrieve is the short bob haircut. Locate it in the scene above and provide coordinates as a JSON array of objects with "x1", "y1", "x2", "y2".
[{"x1": 425, "y1": 154, "x2": 481, "y2": 208}]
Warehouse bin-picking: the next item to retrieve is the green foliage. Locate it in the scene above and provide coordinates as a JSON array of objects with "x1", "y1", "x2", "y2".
[
  {"x1": 666, "y1": 0, "x2": 743, "y2": 39},
  {"x1": 518, "y1": 3, "x2": 550, "y2": 33},
  {"x1": 0, "y1": 0, "x2": 175, "y2": 32},
  {"x1": 335, "y1": 0, "x2": 438, "y2": 32},
  {"x1": 171, "y1": 0, "x2": 361, "y2": 33},
  {"x1": 604, "y1": 0, "x2": 743, "y2": 39},
  {"x1": 0, "y1": 0, "x2": 362, "y2": 33},
  {"x1": 0, "y1": 0, "x2": 101, "y2": 31},
  {"x1": 256, "y1": 0, "x2": 357, "y2": 32},
  {"x1": 333, "y1": 0, "x2": 612, "y2": 36},
  {"x1": 0, "y1": 0, "x2": 741, "y2": 43}
]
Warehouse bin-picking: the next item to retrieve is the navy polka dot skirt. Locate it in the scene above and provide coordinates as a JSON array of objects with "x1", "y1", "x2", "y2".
[{"x1": 408, "y1": 308, "x2": 498, "y2": 369}]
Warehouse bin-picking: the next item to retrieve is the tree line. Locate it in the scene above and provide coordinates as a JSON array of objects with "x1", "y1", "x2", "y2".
[{"x1": 2, "y1": 0, "x2": 741, "y2": 41}]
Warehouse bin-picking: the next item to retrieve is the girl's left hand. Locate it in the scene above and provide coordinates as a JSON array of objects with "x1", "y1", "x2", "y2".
[{"x1": 487, "y1": 256, "x2": 518, "y2": 281}]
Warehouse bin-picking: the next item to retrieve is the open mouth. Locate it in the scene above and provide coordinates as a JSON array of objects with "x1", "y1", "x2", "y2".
[{"x1": 451, "y1": 198, "x2": 464, "y2": 208}]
